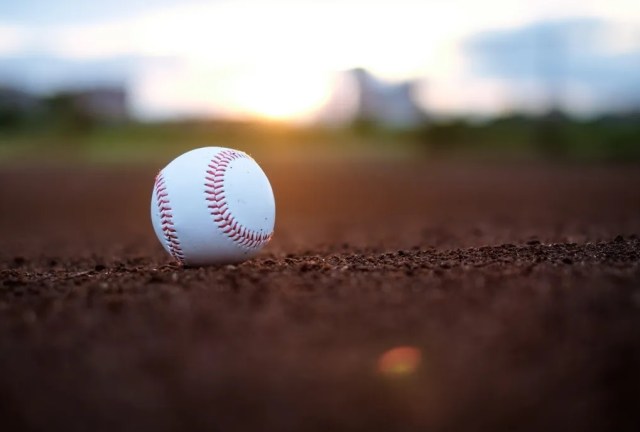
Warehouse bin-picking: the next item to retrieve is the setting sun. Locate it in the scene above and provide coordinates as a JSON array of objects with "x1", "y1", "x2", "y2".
[{"x1": 229, "y1": 69, "x2": 334, "y2": 122}]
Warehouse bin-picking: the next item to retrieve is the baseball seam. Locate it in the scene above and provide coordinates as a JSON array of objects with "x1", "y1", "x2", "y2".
[
  {"x1": 154, "y1": 172, "x2": 186, "y2": 264},
  {"x1": 204, "y1": 150, "x2": 273, "y2": 249}
]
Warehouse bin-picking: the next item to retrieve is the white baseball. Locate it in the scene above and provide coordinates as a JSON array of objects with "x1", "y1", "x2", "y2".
[{"x1": 151, "y1": 147, "x2": 275, "y2": 266}]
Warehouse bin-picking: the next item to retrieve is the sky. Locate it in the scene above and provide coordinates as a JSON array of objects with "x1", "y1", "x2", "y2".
[{"x1": 0, "y1": 0, "x2": 639, "y2": 121}]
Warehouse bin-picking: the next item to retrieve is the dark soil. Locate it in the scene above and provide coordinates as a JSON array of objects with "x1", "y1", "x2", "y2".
[{"x1": 1, "y1": 159, "x2": 639, "y2": 432}]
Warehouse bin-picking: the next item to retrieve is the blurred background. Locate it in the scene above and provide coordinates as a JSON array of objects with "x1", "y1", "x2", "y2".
[{"x1": 0, "y1": 0, "x2": 639, "y2": 162}]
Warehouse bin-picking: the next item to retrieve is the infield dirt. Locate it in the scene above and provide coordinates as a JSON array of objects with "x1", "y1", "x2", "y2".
[{"x1": 1, "y1": 159, "x2": 639, "y2": 432}]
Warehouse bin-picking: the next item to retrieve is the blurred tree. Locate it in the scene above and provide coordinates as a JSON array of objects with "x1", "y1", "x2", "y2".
[
  {"x1": 42, "y1": 92, "x2": 97, "y2": 135},
  {"x1": 418, "y1": 120, "x2": 472, "y2": 156},
  {"x1": 0, "y1": 87, "x2": 39, "y2": 130},
  {"x1": 533, "y1": 109, "x2": 569, "y2": 158}
]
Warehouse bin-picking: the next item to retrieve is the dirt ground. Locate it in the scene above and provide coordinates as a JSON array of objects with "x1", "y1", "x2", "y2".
[{"x1": 1, "y1": 158, "x2": 639, "y2": 432}]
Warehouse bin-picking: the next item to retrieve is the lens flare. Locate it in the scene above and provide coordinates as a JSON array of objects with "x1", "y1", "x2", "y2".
[{"x1": 377, "y1": 346, "x2": 422, "y2": 377}]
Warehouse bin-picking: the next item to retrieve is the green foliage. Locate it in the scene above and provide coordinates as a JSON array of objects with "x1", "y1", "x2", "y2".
[
  {"x1": 0, "y1": 107, "x2": 639, "y2": 163},
  {"x1": 417, "y1": 111, "x2": 640, "y2": 161},
  {"x1": 41, "y1": 92, "x2": 97, "y2": 135}
]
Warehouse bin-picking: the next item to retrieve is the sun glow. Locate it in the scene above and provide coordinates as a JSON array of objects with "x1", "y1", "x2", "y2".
[
  {"x1": 133, "y1": 66, "x2": 337, "y2": 122},
  {"x1": 228, "y1": 69, "x2": 334, "y2": 122}
]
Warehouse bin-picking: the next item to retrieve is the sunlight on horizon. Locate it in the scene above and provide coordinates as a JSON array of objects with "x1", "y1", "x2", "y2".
[
  {"x1": 228, "y1": 69, "x2": 335, "y2": 121},
  {"x1": 133, "y1": 65, "x2": 337, "y2": 122}
]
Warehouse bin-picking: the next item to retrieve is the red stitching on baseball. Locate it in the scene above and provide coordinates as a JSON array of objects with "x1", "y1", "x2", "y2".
[
  {"x1": 204, "y1": 150, "x2": 273, "y2": 249},
  {"x1": 154, "y1": 172, "x2": 186, "y2": 264}
]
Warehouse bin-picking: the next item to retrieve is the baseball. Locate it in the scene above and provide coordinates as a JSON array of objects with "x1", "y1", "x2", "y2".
[{"x1": 151, "y1": 147, "x2": 275, "y2": 266}]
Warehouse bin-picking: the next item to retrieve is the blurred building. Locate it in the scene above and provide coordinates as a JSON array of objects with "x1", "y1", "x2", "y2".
[
  {"x1": 73, "y1": 87, "x2": 128, "y2": 123},
  {"x1": 0, "y1": 87, "x2": 41, "y2": 127},
  {"x1": 0, "y1": 87, "x2": 39, "y2": 111},
  {"x1": 349, "y1": 68, "x2": 426, "y2": 128},
  {"x1": 0, "y1": 85, "x2": 129, "y2": 129}
]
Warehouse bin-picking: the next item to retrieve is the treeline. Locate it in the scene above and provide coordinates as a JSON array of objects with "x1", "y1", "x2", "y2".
[
  {"x1": 0, "y1": 87, "x2": 127, "y2": 134},
  {"x1": 415, "y1": 110, "x2": 640, "y2": 161},
  {"x1": 1, "y1": 88, "x2": 639, "y2": 161}
]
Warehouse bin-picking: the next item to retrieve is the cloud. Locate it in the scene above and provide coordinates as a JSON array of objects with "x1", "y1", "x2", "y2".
[
  {"x1": 0, "y1": 55, "x2": 174, "y2": 93},
  {"x1": 0, "y1": 0, "x2": 205, "y2": 25},
  {"x1": 0, "y1": 24, "x2": 32, "y2": 55},
  {"x1": 465, "y1": 18, "x2": 640, "y2": 112}
]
